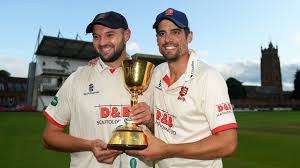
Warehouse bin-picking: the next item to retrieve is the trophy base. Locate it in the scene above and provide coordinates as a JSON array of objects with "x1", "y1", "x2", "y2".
[{"x1": 107, "y1": 144, "x2": 147, "y2": 151}]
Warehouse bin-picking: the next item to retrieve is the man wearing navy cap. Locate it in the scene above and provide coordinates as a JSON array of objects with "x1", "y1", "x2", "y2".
[
  {"x1": 42, "y1": 11, "x2": 153, "y2": 168},
  {"x1": 128, "y1": 8, "x2": 238, "y2": 168}
]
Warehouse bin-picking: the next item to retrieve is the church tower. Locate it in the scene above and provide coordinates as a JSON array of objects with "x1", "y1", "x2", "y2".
[{"x1": 260, "y1": 42, "x2": 282, "y2": 92}]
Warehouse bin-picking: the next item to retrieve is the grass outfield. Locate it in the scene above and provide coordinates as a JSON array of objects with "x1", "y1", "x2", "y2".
[
  {"x1": 0, "y1": 111, "x2": 300, "y2": 167},
  {"x1": 224, "y1": 111, "x2": 300, "y2": 168},
  {"x1": 0, "y1": 112, "x2": 69, "y2": 168}
]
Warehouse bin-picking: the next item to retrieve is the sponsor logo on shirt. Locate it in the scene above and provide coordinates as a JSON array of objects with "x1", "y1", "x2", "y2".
[
  {"x1": 129, "y1": 158, "x2": 137, "y2": 168},
  {"x1": 190, "y1": 60, "x2": 194, "y2": 78},
  {"x1": 50, "y1": 96, "x2": 58, "y2": 106},
  {"x1": 155, "y1": 80, "x2": 162, "y2": 90},
  {"x1": 89, "y1": 84, "x2": 94, "y2": 92},
  {"x1": 216, "y1": 103, "x2": 233, "y2": 116},
  {"x1": 99, "y1": 60, "x2": 104, "y2": 69},
  {"x1": 95, "y1": 104, "x2": 130, "y2": 125},
  {"x1": 83, "y1": 84, "x2": 99, "y2": 95},
  {"x1": 155, "y1": 108, "x2": 176, "y2": 135}
]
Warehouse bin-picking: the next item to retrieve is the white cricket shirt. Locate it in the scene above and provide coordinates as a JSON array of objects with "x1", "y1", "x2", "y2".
[
  {"x1": 152, "y1": 50, "x2": 237, "y2": 168},
  {"x1": 44, "y1": 58, "x2": 153, "y2": 168}
]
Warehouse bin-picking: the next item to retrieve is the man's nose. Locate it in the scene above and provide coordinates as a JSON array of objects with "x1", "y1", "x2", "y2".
[
  {"x1": 96, "y1": 37, "x2": 109, "y2": 46},
  {"x1": 164, "y1": 33, "x2": 174, "y2": 42}
]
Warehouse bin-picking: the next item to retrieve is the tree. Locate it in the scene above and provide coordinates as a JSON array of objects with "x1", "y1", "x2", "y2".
[
  {"x1": 292, "y1": 70, "x2": 300, "y2": 99},
  {"x1": 226, "y1": 77, "x2": 247, "y2": 99},
  {"x1": 0, "y1": 70, "x2": 11, "y2": 78}
]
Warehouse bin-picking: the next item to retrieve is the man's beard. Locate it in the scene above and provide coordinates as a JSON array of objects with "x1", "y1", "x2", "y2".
[
  {"x1": 160, "y1": 49, "x2": 180, "y2": 62},
  {"x1": 98, "y1": 41, "x2": 126, "y2": 63}
]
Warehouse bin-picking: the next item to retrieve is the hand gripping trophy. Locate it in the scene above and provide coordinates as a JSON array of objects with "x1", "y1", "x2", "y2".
[{"x1": 107, "y1": 60, "x2": 154, "y2": 150}]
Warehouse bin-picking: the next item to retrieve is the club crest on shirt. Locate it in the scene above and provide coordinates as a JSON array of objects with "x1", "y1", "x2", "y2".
[{"x1": 178, "y1": 86, "x2": 188, "y2": 101}]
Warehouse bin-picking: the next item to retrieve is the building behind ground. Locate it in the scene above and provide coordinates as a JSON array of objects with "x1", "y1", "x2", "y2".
[
  {"x1": 232, "y1": 42, "x2": 300, "y2": 110},
  {"x1": 0, "y1": 76, "x2": 27, "y2": 110},
  {"x1": 27, "y1": 36, "x2": 98, "y2": 111}
]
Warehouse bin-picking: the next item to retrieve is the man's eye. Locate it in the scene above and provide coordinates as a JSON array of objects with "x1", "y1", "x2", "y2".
[
  {"x1": 172, "y1": 30, "x2": 181, "y2": 35},
  {"x1": 92, "y1": 35, "x2": 99, "y2": 39},
  {"x1": 107, "y1": 33, "x2": 114, "y2": 37},
  {"x1": 157, "y1": 32, "x2": 165, "y2": 37}
]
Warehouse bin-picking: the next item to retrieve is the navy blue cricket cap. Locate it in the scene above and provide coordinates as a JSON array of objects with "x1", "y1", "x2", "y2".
[
  {"x1": 86, "y1": 11, "x2": 128, "y2": 33},
  {"x1": 152, "y1": 8, "x2": 189, "y2": 29}
]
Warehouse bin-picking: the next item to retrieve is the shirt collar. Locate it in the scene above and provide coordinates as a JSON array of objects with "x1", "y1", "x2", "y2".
[
  {"x1": 161, "y1": 49, "x2": 199, "y2": 88},
  {"x1": 183, "y1": 49, "x2": 199, "y2": 81},
  {"x1": 96, "y1": 57, "x2": 108, "y2": 72},
  {"x1": 96, "y1": 54, "x2": 131, "y2": 73}
]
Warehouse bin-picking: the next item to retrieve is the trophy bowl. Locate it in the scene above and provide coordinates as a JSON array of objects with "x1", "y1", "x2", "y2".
[
  {"x1": 122, "y1": 60, "x2": 154, "y2": 105},
  {"x1": 107, "y1": 60, "x2": 154, "y2": 150}
]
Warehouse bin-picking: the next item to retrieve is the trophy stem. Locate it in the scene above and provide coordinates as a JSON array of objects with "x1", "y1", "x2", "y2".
[{"x1": 131, "y1": 92, "x2": 138, "y2": 106}]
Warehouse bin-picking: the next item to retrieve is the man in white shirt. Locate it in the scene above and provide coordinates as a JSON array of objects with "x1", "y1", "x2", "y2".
[
  {"x1": 42, "y1": 11, "x2": 153, "y2": 168},
  {"x1": 127, "y1": 8, "x2": 238, "y2": 168}
]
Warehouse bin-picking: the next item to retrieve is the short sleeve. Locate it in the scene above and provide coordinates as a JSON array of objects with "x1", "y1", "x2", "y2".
[
  {"x1": 43, "y1": 73, "x2": 76, "y2": 128},
  {"x1": 202, "y1": 70, "x2": 237, "y2": 134}
]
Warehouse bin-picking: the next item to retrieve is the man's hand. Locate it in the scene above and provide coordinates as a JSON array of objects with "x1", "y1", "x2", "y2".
[
  {"x1": 129, "y1": 102, "x2": 153, "y2": 126},
  {"x1": 91, "y1": 139, "x2": 121, "y2": 164},
  {"x1": 126, "y1": 130, "x2": 169, "y2": 161}
]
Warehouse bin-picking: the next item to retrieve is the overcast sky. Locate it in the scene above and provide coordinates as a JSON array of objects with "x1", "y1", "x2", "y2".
[{"x1": 0, "y1": 0, "x2": 299, "y2": 91}]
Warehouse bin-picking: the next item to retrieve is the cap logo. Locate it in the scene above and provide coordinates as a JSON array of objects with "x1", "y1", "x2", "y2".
[{"x1": 165, "y1": 9, "x2": 174, "y2": 16}]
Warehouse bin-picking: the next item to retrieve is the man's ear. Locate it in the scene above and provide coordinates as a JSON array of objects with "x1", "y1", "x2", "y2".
[
  {"x1": 187, "y1": 31, "x2": 193, "y2": 43},
  {"x1": 124, "y1": 29, "x2": 131, "y2": 42}
]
